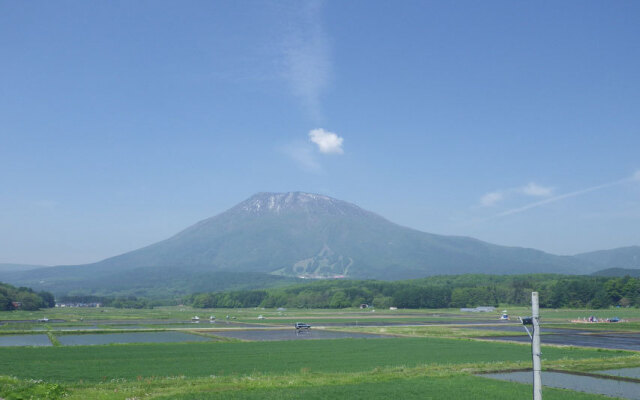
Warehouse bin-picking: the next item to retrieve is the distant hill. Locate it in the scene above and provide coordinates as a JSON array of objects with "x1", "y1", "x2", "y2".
[
  {"x1": 0, "y1": 192, "x2": 610, "y2": 296},
  {"x1": 592, "y1": 268, "x2": 640, "y2": 278},
  {"x1": 15, "y1": 267, "x2": 298, "y2": 299},
  {"x1": 575, "y1": 246, "x2": 640, "y2": 270},
  {"x1": 67, "y1": 192, "x2": 595, "y2": 279},
  {"x1": 0, "y1": 263, "x2": 49, "y2": 273}
]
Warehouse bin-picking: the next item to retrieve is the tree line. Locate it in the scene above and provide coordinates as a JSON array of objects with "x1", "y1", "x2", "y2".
[
  {"x1": 0, "y1": 282, "x2": 55, "y2": 311},
  {"x1": 188, "y1": 274, "x2": 640, "y2": 309}
]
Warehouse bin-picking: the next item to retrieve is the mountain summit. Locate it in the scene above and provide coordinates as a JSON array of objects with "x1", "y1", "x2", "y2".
[
  {"x1": 1, "y1": 191, "x2": 602, "y2": 294},
  {"x1": 230, "y1": 192, "x2": 371, "y2": 217},
  {"x1": 97, "y1": 191, "x2": 390, "y2": 278}
]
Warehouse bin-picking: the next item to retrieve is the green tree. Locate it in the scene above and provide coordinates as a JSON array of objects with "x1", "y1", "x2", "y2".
[
  {"x1": 16, "y1": 292, "x2": 43, "y2": 310},
  {"x1": 372, "y1": 296, "x2": 393, "y2": 309},
  {"x1": 329, "y1": 291, "x2": 350, "y2": 308},
  {"x1": 0, "y1": 292, "x2": 11, "y2": 311},
  {"x1": 38, "y1": 291, "x2": 56, "y2": 308}
]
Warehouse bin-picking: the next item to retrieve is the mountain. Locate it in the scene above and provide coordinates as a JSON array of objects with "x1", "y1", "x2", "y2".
[
  {"x1": 0, "y1": 263, "x2": 49, "y2": 273},
  {"x1": 575, "y1": 246, "x2": 640, "y2": 270},
  {"x1": 0, "y1": 192, "x2": 603, "y2": 296},
  {"x1": 0, "y1": 266, "x2": 298, "y2": 299},
  {"x1": 592, "y1": 268, "x2": 640, "y2": 278}
]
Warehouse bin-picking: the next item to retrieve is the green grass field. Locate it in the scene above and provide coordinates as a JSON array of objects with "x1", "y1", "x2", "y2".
[
  {"x1": 2, "y1": 306, "x2": 640, "y2": 399},
  {"x1": 0, "y1": 337, "x2": 626, "y2": 383},
  {"x1": 154, "y1": 375, "x2": 616, "y2": 400}
]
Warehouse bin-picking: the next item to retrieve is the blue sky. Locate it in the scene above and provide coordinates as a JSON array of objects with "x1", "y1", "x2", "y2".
[{"x1": 1, "y1": 1, "x2": 639, "y2": 265}]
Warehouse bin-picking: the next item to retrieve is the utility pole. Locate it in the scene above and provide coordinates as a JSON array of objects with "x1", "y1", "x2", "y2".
[{"x1": 532, "y1": 291, "x2": 542, "y2": 400}]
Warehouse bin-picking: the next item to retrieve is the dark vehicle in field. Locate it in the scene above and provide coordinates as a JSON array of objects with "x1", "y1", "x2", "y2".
[{"x1": 295, "y1": 322, "x2": 311, "y2": 330}]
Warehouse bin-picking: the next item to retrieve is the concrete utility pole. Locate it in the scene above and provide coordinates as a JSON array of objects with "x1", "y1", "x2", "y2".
[{"x1": 532, "y1": 291, "x2": 542, "y2": 400}]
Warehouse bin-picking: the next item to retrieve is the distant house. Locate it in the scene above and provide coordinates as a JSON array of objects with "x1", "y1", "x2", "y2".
[
  {"x1": 460, "y1": 306, "x2": 496, "y2": 313},
  {"x1": 389, "y1": 307, "x2": 398, "y2": 310},
  {"x1": 55, "y1": 302, "x2": 102, "y2": 308},
  {"x1": 11, "y1": 302, "x2": 21, "y2": 309},
  {"x1": 359, "y1": 304, "x2": 369, "y2": 309}
]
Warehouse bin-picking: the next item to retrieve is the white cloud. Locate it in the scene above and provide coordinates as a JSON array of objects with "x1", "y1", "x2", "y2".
[
  {"x1": 479, "y1": 181, "x2": 551, "y2": 207},
  {"x1": 281, "y1": 1, "x2": 330, "y2": 121},
  {"x1": 308, "y1": 128, "x2": 344, "y2": 154},
  {"x1": 480, "y1": 192, "x2": 504, "y2": 207},
  {"x1": 494, "y1": 171, "x2": 640, "y2": 218},
  {"x1": 282, "y1": 128, "x2": 344, "y2": 172},
  {"x1": 282, "y1": 142, "x2": 322, "y2": 173},
  {"x1": 520, "y1": 182, "x2": 553, "y2": 197}
]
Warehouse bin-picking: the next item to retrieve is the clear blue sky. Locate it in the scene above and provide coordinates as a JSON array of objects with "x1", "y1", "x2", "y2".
[{"x1": 1, "y1": 1, "x2": 639, "y2": 265}]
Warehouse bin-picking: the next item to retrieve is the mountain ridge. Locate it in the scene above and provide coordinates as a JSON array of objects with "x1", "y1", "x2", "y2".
[
  {"x1": 574, "y1": 246, "x2": 640, "y2": 269},
  {"x1": 1, "y1": 191, "x2": 632, "y2": 296}
]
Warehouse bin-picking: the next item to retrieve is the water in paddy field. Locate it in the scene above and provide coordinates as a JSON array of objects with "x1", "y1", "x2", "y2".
[
  {"x1": 56, "y1": 331, "x2": 213, "y2": 346},
  {"x1": 476, "y1": 329, "x2": 640, "y2": 351},
  {"x1": 597, "y1": 367, "x2": 640, "y2": 379},
  {"x1": 209, "y1": 329, "x2": 392, "y2": 341},
  {"x1": 483, "y1": 371, "x2": 640, "y2": 399},
  {"x1": 0, "y1": 334, "x2": 52, "y2": 346}
]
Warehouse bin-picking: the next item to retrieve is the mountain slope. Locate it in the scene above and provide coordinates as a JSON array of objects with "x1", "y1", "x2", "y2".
[
  {"x1": 592, "y1": 268, "x2": 640, "y2": 278},
  {"x1": 0, "y1": 263, "x2": 48, "y2": 273},
  {"x1": 1, "y1": 192, "x2": 601, "y2": 295},
  {"x1": 575, "y1": 246, "x2": 640, "y2": 270},
  {"x1": 70, "y1": 192, "x2": 593, "y2": 278}
]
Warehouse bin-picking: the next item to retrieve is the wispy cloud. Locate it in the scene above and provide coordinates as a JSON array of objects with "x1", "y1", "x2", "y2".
[
  {"x1": 282, "y1": 142, "x2": 322, "y2": 173},
  {"x1": 309, "y1": 128, "x2": 343, "y2": 154},
  {"x1": 283, "y1": 128, "x2": 344, "y2": 172},
  {"x1": 494, "y1": 171, "x2": 640, "y2": 218},
  {"x1": 479, "y1": 182, "x2": 553, "y2": 207},
  {"x1": 281, "y1": 0, "x2": 330, "y2": 121},
  {"x1": 480, "y1": 191, "x2": 504, "y2": 207},
  {"x1": 521, "y1": 182, "x2": 553, "y2": 197}
]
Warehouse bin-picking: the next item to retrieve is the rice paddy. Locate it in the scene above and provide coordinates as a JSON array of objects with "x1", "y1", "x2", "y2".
[{"x1": 1, "y1": 306, "x2": 639, "y2": 399}]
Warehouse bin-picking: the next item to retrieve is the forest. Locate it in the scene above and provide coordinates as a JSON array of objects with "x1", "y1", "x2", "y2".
[
  {"x1": 188, "y1": 274, "x2": 640, "y2": 310},
  {"x1": 0, "y1": 282, "x2": 55, "y2": 311}
]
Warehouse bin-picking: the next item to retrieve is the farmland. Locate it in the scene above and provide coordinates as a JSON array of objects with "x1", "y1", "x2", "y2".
[{"x1": 1, "y1": 306, "x2": 640, "y2": 399}]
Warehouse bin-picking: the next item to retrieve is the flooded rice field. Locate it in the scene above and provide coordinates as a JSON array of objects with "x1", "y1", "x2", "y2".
[
  {"x1": 313, "y1": 319, "x2": 515, "y2": 327},
  {"x1": 0, "y1": 319, "x2": 66, "y2": 324},
  {"x1": 87, "y1": 319, "x2": 203, "y2": 326},
  {"x1": 478, "y1": 332, "x2": 640, "y2": 351},
  {"x1": 49, "y1": 325, "x2": 100, "y2": 331},
  {"x1": 1, "y1": 327, "x2": 392, "y2": 346},
  {"x1": 208, "y1": 328, "x2": 392, "y2": 341},
  {"x1": 57, "y1": 331, "x2": 213, "y2": 346},
  {"x1": 461, "y1": 325, "x2": 592, "y2": 334},
  {"x1": 597, "y1": 367, "x2": 640, "y2": 379},
  {"x1": 0, "y1": 334, "x2": 52, "y2": 346},
  {"x1": 205, "y1": 322, "x2": 278, "y2": 328},
  {"x1": 483, "y1": 370, "x2": 640, "y2": 399},
  {"x1": 90, "y1": 320, "x2": 275, "y2": 328}
]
